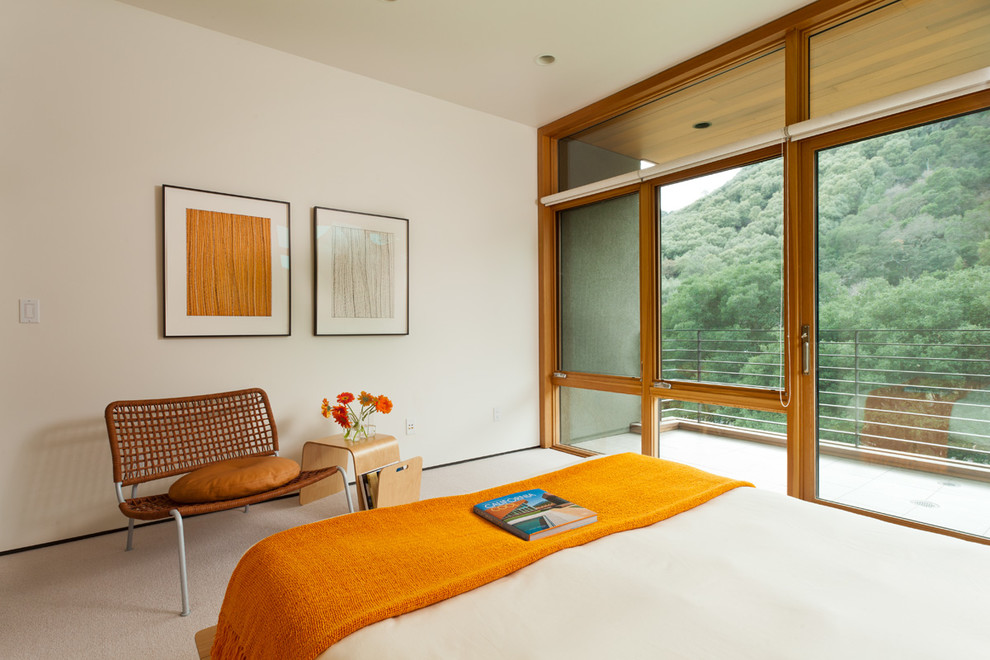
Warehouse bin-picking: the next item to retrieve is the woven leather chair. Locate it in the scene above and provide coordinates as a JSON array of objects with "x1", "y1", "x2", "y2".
[{"x1": 105, "y1": 388, "x2": 353, "y2": 616}]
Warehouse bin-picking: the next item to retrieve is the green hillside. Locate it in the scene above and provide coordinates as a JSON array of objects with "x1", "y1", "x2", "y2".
[
  {"x1": 658, "y1": 108, "x2": 990, "y2": 456},
  {"x1": 660, "y1": 108, "x2": 990, "y2": 337}
]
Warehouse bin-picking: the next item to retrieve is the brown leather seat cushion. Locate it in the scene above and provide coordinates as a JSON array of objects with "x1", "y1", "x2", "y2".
[{"x1": 168, "y1": 456, "x2": 301, "y2": 503}]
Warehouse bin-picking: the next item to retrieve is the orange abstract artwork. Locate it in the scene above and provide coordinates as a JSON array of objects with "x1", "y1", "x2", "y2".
[{"x1": 186, "y1": 209, "x2": 272, "y2": 317}]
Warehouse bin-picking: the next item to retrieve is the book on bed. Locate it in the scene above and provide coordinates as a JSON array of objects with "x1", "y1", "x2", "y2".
[{"x1": 473, "y1": 489, "x2": 597, "y2": 540}]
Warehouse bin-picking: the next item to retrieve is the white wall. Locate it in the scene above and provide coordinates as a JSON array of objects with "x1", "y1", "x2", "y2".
[{"x1": 0, "y1": 0, "x2": 539, "y2": 552}]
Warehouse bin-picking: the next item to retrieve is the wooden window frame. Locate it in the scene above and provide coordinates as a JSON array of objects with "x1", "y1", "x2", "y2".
[{"x1": 538, "y1": 0, "x2": 990, "y2": 545}]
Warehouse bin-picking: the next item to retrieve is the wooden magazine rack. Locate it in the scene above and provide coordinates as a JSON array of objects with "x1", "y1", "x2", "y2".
[{"x1": 301, "y1": 434, "x2": 422, "y2": 510}]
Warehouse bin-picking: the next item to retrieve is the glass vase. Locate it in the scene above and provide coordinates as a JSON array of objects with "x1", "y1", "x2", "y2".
[{"x1": 347, "y1": 418, "x2": 376, "y2": 442}]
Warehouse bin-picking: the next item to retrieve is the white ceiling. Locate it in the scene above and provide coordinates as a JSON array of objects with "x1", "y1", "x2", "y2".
[{"x1": 117, "y1": 0, "x2": 812, "y2": 128}]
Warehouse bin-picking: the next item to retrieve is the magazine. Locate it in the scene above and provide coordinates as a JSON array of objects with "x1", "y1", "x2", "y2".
[{"x1": 473, "y1": 489, "x2": 597, "y2": 541}]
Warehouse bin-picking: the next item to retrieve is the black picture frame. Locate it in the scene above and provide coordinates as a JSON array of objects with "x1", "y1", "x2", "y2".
[
  {"x1": 313, "y1": 206, "x2": 409, "y2": 336},
  {"x1": 163, "y1": 185, "x2": 291, "y2": 337}
]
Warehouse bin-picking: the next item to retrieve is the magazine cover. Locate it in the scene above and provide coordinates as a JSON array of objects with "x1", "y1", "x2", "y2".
[{"x1": 473, "y1": 489, "x2": 597, "y2": 541}]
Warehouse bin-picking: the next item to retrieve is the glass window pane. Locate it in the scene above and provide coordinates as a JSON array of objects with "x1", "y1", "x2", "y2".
[
  {"x1": 559, "y1": 387, "x2": 641, "y2": 454},
  {"x1": 659, "y1": 158, "x2": 784, "y2": 388},
  {"x1": 659, "y1": 399, "x2": 786, "y2": 491},
  {"x1": 557, "y1": 139, "x2": 643, "y2": 191},
  {"x1": 559, "y1": 48, "x2": 784, "y2": 191},
  {"x1": 810, "y1": 0, "x2": 990, "y2": 118},
  {"x1": 816, "y1": 107, "x2": 990, "y2": 539},
  {"x1": 558, "y1": 194, "x2": 640, "y2": 377}
]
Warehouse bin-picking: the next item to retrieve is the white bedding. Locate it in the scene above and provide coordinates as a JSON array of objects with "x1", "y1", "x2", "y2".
[{"x1": 321, "y1": 487, "x2": 990, "y2": 659}]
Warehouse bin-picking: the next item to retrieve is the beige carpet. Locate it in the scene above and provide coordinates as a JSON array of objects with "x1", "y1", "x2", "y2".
[{"x1": 0, "y1": 448, "x2": 583, "y2": 660}]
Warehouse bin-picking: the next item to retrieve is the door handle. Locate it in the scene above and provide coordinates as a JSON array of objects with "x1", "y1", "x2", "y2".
[{"x1": 800, "y1": 325, "x2": 810, "y2": 375}]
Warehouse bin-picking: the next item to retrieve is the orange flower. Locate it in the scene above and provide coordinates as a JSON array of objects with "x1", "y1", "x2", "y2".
[
  {"x1": 331, "y1": 405, "x2": 350, "y2": 428},
  {"x1": 322, "y1": 391, "x2": 392, "y2": 439}
]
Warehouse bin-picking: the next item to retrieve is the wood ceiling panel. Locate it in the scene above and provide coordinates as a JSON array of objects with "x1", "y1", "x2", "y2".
[
  {"x1": 810, "y1": 0, "x2": 990, "y2": 117},
  {"x1": 570, "y1": 50, "x2": 785, "y2": 165}
]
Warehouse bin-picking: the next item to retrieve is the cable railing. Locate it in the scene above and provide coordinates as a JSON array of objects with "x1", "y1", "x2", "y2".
[
  {"x1": 662, "y1": 329, "x2": 784, "y2": 387},
  {"x1": 661, "y1": 328, "x2": 990, "y2": 469}
]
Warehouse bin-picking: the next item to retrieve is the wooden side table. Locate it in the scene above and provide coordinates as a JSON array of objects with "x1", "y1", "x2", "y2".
[{"x1": 300, "y1": 433, "x2": 420, "y2": 510}]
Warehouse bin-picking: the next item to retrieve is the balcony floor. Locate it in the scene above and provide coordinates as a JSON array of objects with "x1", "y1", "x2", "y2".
[{"x1": 570, "y1": 430, "x2": 990, "y2": 539}]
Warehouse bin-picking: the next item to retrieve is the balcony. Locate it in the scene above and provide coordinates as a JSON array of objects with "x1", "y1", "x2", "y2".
[{"x1": 565, "y1": 328, "x2": 990, "y2": 538}]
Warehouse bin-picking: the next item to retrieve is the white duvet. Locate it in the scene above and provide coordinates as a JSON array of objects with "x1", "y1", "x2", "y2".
[{"x1": 321, "y1": 487, "x2": 990, "y2": 659}]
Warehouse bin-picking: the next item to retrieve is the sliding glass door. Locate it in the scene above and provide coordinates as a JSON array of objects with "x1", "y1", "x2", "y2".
[{"x1": 815, "y1": 107, "x2": 990, "y2": 538}]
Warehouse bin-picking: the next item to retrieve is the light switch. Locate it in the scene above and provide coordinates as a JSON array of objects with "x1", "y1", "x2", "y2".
[{"x1": 19, "y1": 299, "x2": 40, "y2": 323}]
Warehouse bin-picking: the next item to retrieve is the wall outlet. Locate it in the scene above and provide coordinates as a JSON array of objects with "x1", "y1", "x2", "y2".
[
  {"x1": 405, "y1": 418, "x2": 416, "y2": 435},
  {"x1": 493, "y1": 407, "x2": 502, "y2": 422},
  {"x1": 19, "y1": 299, "x2": 40, "y2": 324}
]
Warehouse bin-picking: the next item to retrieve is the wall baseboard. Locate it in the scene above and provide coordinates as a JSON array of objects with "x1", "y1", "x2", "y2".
[{"x1": 0, "y1": 445, "x2": 542, "y2": 557}]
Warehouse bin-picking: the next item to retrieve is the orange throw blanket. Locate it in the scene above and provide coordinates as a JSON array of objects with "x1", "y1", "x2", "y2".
[{"x1": 211, "y1": 453, "x2": 751, "y2": 660}]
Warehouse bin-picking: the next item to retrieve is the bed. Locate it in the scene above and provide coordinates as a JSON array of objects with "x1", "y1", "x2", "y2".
[{"x1": 204, "y1": 453, "x2": 990, "y2": 659}]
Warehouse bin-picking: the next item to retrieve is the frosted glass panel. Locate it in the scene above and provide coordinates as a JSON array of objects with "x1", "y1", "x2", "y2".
[
  {"x1": 559, "y1": 387, "x2": 641, "y2": 454},
  {"x1": 558, "y1": 194, "x2": 640, "y2": 378}
]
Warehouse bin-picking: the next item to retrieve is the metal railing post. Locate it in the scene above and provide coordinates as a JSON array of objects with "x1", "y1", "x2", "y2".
[
  {"x1": 696, "y1": 329, "x2": 702, "y2": 384},
  {"x1": 854, "y1": 330, "x2": 861, "y2": 448}
]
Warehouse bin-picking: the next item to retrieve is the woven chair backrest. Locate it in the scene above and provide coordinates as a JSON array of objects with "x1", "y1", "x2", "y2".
[{"x1": 106, "y1": 388, "x2": 278, "y2": 486}]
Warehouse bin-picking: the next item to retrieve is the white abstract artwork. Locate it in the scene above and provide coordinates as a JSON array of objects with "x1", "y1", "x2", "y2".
[
  {"x1": 314, "y1": 207, "x2": 408, "y2": 335},
  {"x1": 331, "y1": 226, "x2": 395, "y2": 319}
]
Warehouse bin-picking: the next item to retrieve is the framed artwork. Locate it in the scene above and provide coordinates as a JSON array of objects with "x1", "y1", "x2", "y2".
[
  {"x1": 163, "y1": 185, "x2": 290, "y2": 337},
  {"x1": 314, "y1": 207, "x2": 409, "y2": 336}
]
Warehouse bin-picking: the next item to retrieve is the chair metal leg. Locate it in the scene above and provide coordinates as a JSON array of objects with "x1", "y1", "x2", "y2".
[
  {"x1": 122, "y1": 484, "x2": 138, "y2": 551},
  {"x1": 339, "y1": 469, "x2": 355, "y2": 513},
  {"x1": 170, "y1": 509, "x2": 190, "y2": 617},
  {"x1": 242, "y1": 504, "x2": 249, "y2": 513}
]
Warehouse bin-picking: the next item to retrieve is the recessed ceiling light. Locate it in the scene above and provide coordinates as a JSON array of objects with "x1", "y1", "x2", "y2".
[
  {"x1": 693, "y1": 121, "x2": 712, "y2": 129},
  {"x1": 535, "y1": 54, "x2": 556, "y2": 66}
]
